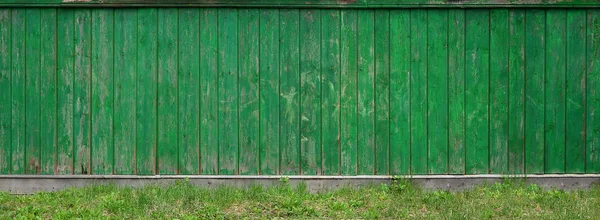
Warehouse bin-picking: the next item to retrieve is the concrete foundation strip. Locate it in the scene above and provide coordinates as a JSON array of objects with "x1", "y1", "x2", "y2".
[{"x1": 1, "y1": 174, "x2": 600, "y2": 194}]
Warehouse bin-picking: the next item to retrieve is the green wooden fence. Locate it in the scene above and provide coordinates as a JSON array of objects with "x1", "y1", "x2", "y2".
[{"x1": 0, "y1": 7, "x2": 599, "y2": 175}]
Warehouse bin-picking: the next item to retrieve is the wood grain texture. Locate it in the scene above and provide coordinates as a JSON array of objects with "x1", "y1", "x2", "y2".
[
  {"x1": 113, "y1": 9, "x2": 137, "y2": 175},
  {"x1": 0, "y1": 9, "x2": 11, "y2": 174},
  {"x1": 136, "y1": 8, "x2": 158, "y2": 175},
  {"x1": 465, "y1": 9, "x2": 489, "y2": 174},
  {"x1": 340, "y1": 10, "x2": 358, "y2": 175},
  {"x1": 357, "y1": 10, "x2": 375, "y2": 175},
  {"x1": 565, "y1": 9, "x2": 586, "y2": 174},
  {"x1": 448, "y1": 9, "x2": 466, "y2": 174},
  {"x1": 525, "y1": 9, "x2": 546, "y2": 174},
  {"x1": 321, "y1": 9, "x2": 341, "y2": 175},
  {"x1": 217, "y1": 8, "x2": 239, "y2": 175},
  {"x1": 157, "y1": 8, "x2": 178, "y2": 174},
  {"x1": 427, "y1": 9, "x2": 448, "y2": 174},
  {"x1": 279, "y1": 9, "x2": 300, "y2": 175},
  {"x1": 259, "y1": 9, "x2": 280, "y2": 175},
  {"x1": 587, "y1": 9, "x2": 600, "y2": 174},
  {"x1": 508, "y1": 9, "x2": 526, "y2": 174},
  {"x1": 178, "y1": 8, "x2": 200, "y2": 175},
  {"x1": 489, "y1": 9, "x2": 509, "y2": 174},
  {"x1": 410, "y1": 9, "x2": 427, "y2": 175},
  {"x1": 299, "y1": 9, "x2": 321, "y2": 175},
  {"x1": 56, "y1": 9, "x2": 74, "y2": 175},
  {"x1": 238, "y1": 9, "x2": 260, "y2": 175},
  {"x1": 199, "y1": 8, "x2": 219, "y2": 175},
  {"x1": 91, "y1": 9, "x2": 114, "y2": 174},
  {"x1": 1, "y1": 8, "x2": 598, "y2": 176},
  {"x1": 545, "y1": 9, "x2": 566, "y2": 174},
  {"x1": 389, "y1": 9, "x2": 410, "y2": 175}
]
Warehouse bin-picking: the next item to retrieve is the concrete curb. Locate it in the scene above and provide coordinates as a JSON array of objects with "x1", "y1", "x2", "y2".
[{"x1": 1, "y1": 174, "x2": 599, "y2": 194}]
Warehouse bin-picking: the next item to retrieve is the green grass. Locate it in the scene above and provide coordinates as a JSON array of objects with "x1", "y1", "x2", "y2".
[{"x1": 1, "y1": 179, "x2": 600, "y2": 219}]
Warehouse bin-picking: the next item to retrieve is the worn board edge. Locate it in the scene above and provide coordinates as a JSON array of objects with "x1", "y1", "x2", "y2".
[
  {"x1": 3, "y1": 2, "x2": 600, "y2": 8},
  {"x1": 2, "y1": 174, "x2": 600, "y2": 194}
]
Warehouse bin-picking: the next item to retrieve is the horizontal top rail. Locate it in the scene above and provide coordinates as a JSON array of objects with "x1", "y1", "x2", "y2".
[{"x1": 2, "y1": 0, "x2": 600, "y2": 8}]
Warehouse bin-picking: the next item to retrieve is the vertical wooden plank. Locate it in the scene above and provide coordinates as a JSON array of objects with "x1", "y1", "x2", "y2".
[
  {"x1": 321, "y1": 9, "x2": 341, "y2": 175},
  {"x1": 157, "y1": 8, "x2": 178, "y2": 174},
  {"x1": 279, "y1": 9, "x2": 300, "y2": 175},
  {"x1": 199, "y1": 8, "x2": 218, "y2": 175},
  {"x1": 340, "y1": 10, "x2": 358, "y2": 175},
  {"x1": 374, "y1": 10, "x2": 390, "y2": 175},
  {"x1": 389, "y1": 10, "x2": 410, "y2": 175},
  {"x1": 448, "y1": 9, "x2": 466, "y2": 174},
  {"x1": 113, "y1": 9, "x2": 136, "y2": 175},
  {"x1": 0, "y1": 9, "x2": 10, "y2": 173},
  {"x1": 238, "y1": 9, "x2": 259, "y2": 175},
  {"x1": 465, "y1": 9, "x2": 490, "y2": 174},
  {"x1": 545, "y1": 9, "x2": 566, "y2": 174},
  {"x1": 357, "y1": 10, "x2": 375, "y2": 175},
  {"x1": 73, "y1": 9, "x2": 92, "y2": 175},
  {"x1": 178, "y1": 8, "x2": 200, "y2": 175},
  {"x1": 489, "y1": 9, "x2": 509, "y2": 174},
  {"x1": 25, "y1": 8, "x2": 41, "y2": 174},
  {"x1": 525, "y1": 9, "x2": 545, "y2": 174},
  {"x1": 218, "y1": 8, "x2": 239, "y2": 175},
  {"x1": 56, "y1": 9, "x2": 74, "y2": 174},
  {"x1": 587, "y1": 9, "x2": 600, "y2": 174},
  {"x1": 12, "y1": 9, "x2": 26, "y2": 174},
  {"x1": 427, "y1": 9, "x2": 448, "y2": 174},
  {"x1": 259, "y1": 9, "x2": 279, "y2": 175},
  {"x1": 508, "y1": 9, "x2": 526, "y2": 174},
  {"x1": 565, "y1": 10, "x2": 586, "y2": 174},
  {"x1": 137, "y1": 8, "x2": 158, "y2": 175},
  {"x1": 91, "y1": 9, "x2": 114, "y2": 174},
  {"x1": 40, "y1": 9, "x2": 57, "y2": 175},
  {"x1": 299, "y1": 9, "x2": 321, "y2": 175},
  {"x1": 410, "y1": 9, "x2": 427, "y2": 175}
]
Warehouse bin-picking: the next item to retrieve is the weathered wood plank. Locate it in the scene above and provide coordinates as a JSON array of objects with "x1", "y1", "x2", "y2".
[
  {"x1": 25, "y1": 8, "x2": 41, "y2": 175},
  {"x1": 489, "y1": 9, "x2": 509, "y2": 174},
  {"x1": 340, "y1": 10, "x2": 358, "y2": 175},
  {"x1": 389, "y1": 9, "x2": 410, "y2": 175},
  {"x1": 525, "y1": 9, "x2": 546, "y2": 174},
  {"x1": 545, "y1": 9, "x2": 567, "y2": 174},
  {"x1": 157, "y1": 8, "x2": 178, "y2": 174},
  {"x1": 299, "y1": 9, "x2": 321, "y2": 175},
  {"x1": 0, "y1": 9, "x2": 11, "y2": 173},
  {"x1": 410, "y1": 9, "x2": 427, "y2": 175},
  {"x1": 374, "y1": 9, "x2": 390, "y2": 175},
  {"x1": 427, "y1": 9, "x2": 448, "y2": 174},
  {"x1": 217, "y1": 8, "x2": 239, "y2": 175},
  {"x1": 259, "y1": 9, "x2": 280, "y2": 175},
  {"x1": 113, "y1": 9, "x2": 137, "y2": 175},
  {"x1": 321, "y1": 9, "x2": 341, "y2": 175},
  {"x1": 279, "y1": 9, "x2": 301, "y2": 175},
  {"x1": 91, "y1": 9, "x2": 114, "y2": 174},
  {"x1": 199, "y1": 8, "x2": 219, "y2": 175},
  {"x1": 40, "y1": 9, "x2": 57, "y2": 175},
  {"x1": 357, "y1": 10, "x2": 375, "y2": 175},
  {"x1": 565, "y1": 9, "x2": 586, "y2": 174},
  {"x1": 178, "y1": 8, "x2": 200, "y2": 175},
  {"x1": 508, "y1": 9, "x2": 526, "y2": 174},
  {"x1": 6, "y1": 0, "x2": 600, "y2": 8},
  {"x1": 238, "y1": 8, "x2": 260, "y2": 175},
  {"x1": 448, "y1": 9, "x2": 466, "y2": 174},
  {"x1": 465, "y1": 9, "x2": 490, "y2": 174},
  {"x1": 587, "y1": 9, "x2": 600, "y2": 174},
  {"x1": 73, "y1": 9, "x2": 92, "y2": 175},
  {"x1": 56, "y1": 9, "x2": 74, "y2": 175},
  {"x1": 136, "y1": 8, "x2": 158, "y2": 175}
]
